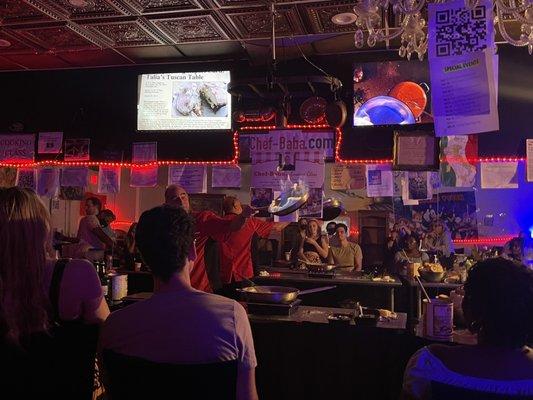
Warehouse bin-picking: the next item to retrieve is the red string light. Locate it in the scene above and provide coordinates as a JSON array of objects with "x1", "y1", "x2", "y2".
[
  {"x1": 0, "y1": 131, "x2": 240, "y2": 168},
  {"x1": 452, "y1": 236, "x2": 515, "y2": 245}
]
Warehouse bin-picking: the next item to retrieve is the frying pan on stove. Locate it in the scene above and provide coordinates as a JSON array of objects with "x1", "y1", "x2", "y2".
[{"x1": 237, "y1": 285, "x2": 336, "y2": 304}]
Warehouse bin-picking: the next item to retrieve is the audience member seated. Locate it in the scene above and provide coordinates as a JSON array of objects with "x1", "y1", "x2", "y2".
[
  {"x1": 298, "y1": 219, "x2": 329, "y2": 263},
  {"x1": 329, "y1": 223, "x2": 363, "y2": 271},
  {"x1": 98, "y1": 209, "x2": 117, "y2": 242},
  {"x1": 395, "y1": 234, "x2": 429, "y2": 276},
  {"x1": 503, "y1": 237, "x2": 524, "y2": 264},
  {"x1": 402, "y1": 258, "x2": 533, "y2": 399},
  {"x1": 56, "y1": 197, "x2": 115, "y2": 259},
  {"x1": 0, "y1": 187, "x2": 110, "y2": 398},
  {"x1": 99, "y1": 205, "x2": 258, "y2": 400}
]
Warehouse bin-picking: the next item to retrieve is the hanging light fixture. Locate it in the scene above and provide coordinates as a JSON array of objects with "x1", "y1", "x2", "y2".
[{"x1": 332, "y1": 0, "x2": 532, "y2": 59}]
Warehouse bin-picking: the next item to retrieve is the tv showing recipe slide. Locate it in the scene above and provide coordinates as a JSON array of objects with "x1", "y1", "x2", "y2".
[{"x1": 137, "y1": 70, "x2": 231, "y2": 131}]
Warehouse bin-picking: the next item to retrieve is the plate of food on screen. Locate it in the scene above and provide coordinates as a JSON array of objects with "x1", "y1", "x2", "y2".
[{"x1": 171, "y1": 81, "x2": 228, "y2": 118}]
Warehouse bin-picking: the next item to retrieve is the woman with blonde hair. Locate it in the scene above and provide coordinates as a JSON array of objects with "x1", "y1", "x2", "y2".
[
  {"x1": 298, "y1": 218, "x2": 329, "y2": 263},
  {"x1": 0, "y1": 187, "x2": 109, "y2": 397}
]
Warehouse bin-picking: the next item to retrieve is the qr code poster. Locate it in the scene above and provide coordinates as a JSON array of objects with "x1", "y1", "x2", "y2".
[
  {"x1": 429, "y1": 0, "x2": 494, "y2": 58},
  {"x1": 16, "y1": 168, "x2": 37, "y2": 191}
]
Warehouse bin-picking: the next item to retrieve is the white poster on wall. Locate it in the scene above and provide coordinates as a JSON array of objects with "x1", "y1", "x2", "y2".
[
  {"x1": 38, "y1": 132, "x2": 63, "y2": 154},
  {"x1": 330, "y1": 164, "x2": 366, "y2": 190},
  {"x1": 366, "y1": 164, "x2": 393, "y2": 197},
  {"x1": 132, "y1": 142, "x2": 157, "y2": 163},
  {"x1": 211, "y1": 165, "x2": 241, "y2": 188},
  {"x1": 480, "y1": 161, "x2": 519, "y2": 189},
  {"x1": 98, "y1": 166, "x2": 121, "y2": 194},
  {"x1": 428, "y1": 0, "x2": 498, "y2": 136},
  {"x1": 37, "y1": 168, "x2": 60, "y2": 197},
  {"x1": 250, "y1": 130, "x2": 325, "y2": 189},
  {"x1": 16, "y1": 168, "x2": 36, "y2": 190},
  {"x1": 0, "y1": 134, "x2": 35, "y2": 162},
  {"x1": 168, "y1": 166, "x2": 207, "y2": 194},
  {"x1": 527, "y1": 139, "x2": 533, "y2": 183},
  {"x1": 61, "y1": 167, "x2": 88, "y2": 187}
]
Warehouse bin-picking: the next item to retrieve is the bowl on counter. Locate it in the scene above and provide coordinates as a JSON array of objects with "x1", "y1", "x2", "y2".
[
  {"x1": 354, "y1": 308, "x2": 380, "y2": 327},
  {"x1": 418, "y1": 269, "x2": 445, "y2": 283}
]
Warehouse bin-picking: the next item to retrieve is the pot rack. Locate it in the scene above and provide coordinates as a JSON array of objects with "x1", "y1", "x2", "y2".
[{"x1": 229, "y1": 1, "x2": 343, "y2": 102}]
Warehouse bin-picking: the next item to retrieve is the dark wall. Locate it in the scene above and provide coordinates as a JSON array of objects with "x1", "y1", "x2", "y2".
[{"x1": 0, "y1": 45, "x2": 530, "y2": 161}]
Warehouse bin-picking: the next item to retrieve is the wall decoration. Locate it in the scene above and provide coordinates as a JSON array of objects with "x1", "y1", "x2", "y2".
[
  {"x1": 15, "y1": 168, "x2": 36, "y2": 190},
  {"x1": 440, "y1": 135, "x2": 478, "y2": 187},
  {"x1": 64, "y1": 138, "x2": 90, "y2": 161},
  {"x1": 393, "y1": 130, "x2": 439, "y2": 170},
  {"x1": 131, "y1": 142, "x2": 158, "y2": 188},
  {"x1": 527, "y1": 139, "x2": 533, "y2": 183},
  {"x1": 366, "y1": 164, "x2": 393, "y2": 197},
  {"x1": 299, "y1": 188, "x2": 323, "y2": 218},
  {"x1": 60, "y1": 186, "x2": 84, "y2": 201},
  {"x1": 211, "y1": 165, "x2": 241, "y2": 188},
  {"x1": 61, "y1": 167, "x2": 89, "y2": 187},
  {"x1": 36, "y1": 168, "x2": 60, "y2": 197},
  {"x1": 0, "y1": 167, "x2": 17, "y2": 188},
  {"x1": 331, "y1": 164, "x2": 366, "y2": 190},
  {"x1": 0, "y1": 134, "x2": 35, "y2": 162},
  {"x1": 480, "y1": 161, "x2": 519, "y2": 189},
  {"x1": 98, "y1": 166, "x2": 121, "y2": 194},
  {"x1": 38, "y1": 132, "x2": 63, "y2": 154},
  {"x1": 168, "y1": 166, "x2": 207, "y2": 194}
]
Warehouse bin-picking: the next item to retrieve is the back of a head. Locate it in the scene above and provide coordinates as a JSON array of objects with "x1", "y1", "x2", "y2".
[
  {"x1": 463, "y1": 258, "x2": 533, "y2": 348},
  {"x1": 222, "y1": 196, "x2": 237, "y2": 214},
  {"x1": 135, "y1": 205, "x2": 194, "y2": 282},
  {"x1": 0, "y1": 187, "x2": 50, "y2": 344}
]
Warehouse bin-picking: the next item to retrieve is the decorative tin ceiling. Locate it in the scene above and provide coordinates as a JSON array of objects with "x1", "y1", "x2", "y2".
[{"x1": 0, "y1": 0, "x2": 522, "y2": 71}]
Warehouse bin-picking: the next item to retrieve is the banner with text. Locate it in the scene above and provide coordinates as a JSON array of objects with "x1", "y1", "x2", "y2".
[
  {"x1": 168, "y1": 166, "x2": 207, "y2": 194},
  {"x1": 0, "y1": 134, "x2": 35, "y2": 162},
  {"x1": 250, "y1": 130, "x2": 325, "y2": 189}
]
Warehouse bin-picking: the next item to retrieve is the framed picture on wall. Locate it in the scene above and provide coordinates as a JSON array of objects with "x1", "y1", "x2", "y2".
[
  {"x1": 189, "y1": 193, "x2": 226, "y2": 215},
  {"x1": 393, "y1": 130, "x2": 439, "y2": 171}
]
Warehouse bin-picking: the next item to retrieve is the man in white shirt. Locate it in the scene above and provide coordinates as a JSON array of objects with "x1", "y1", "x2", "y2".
[{"x1": 99, "y1": 205, "x2": 258, "y2": 400}]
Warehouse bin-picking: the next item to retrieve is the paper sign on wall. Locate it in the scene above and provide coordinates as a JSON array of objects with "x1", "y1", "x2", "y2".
[
  {"x1": 440, "y1": 135, "x2": 478, "y2": 187},
  {"x1": 130, "y1": 166, "x2": 158, "y2": 187},
  {"x1": 331, "y1": 164, "x2": 366, "y2": 190},
  {"x1": 132, "y1": 142, "x2": 157, "y2": 163},
  {"x1": 37, "y1": 168, "x2": 60, "y2": 197},
  {"x1": 211, "y1": 165, "x2": 241, "y2": 188},
  {"x1": 168, "y1": 166, "x2": 207, "y2": 194},
  {"x1": 16, "y1": 168, "x2": 36, "y2": 190},
  {"x1": 64, "y1": 139, "x2": 90, "y2": 161},
  {"x1": 428, "y1": 0, "x2": 498, "y2": 136},
  {"x1": 480, "y1": 161, "x2": 518, "y2": 189},
  {"x1": 38, "y1": 132, "x2": 63, "y2": 154},
  {"x1": 98, "y1": 166, "x2": 121, "y2": 194},
  {"x1": 0, "y1": 134, "x2": 35, "y2": 162},
  {"x1": 527, "y1": 139, "x2": 533, "y2": 183},
  {"x1": 366, "y1": 165, "x2": 393, "y2": 197},
  {"x1": 407, "y1": 171, "x2": 432, "y2": 200},
  {"x1": 299, "y1": 188, "x2": 323, "y2": 218},
  {"x1": 61, "y1": 167, "x2": 89, "y2": 187}
]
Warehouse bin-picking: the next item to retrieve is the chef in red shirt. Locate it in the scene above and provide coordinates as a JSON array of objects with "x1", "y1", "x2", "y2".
[
  {"x1": 164, "y1": 186, "x2": 254, "y2": 292},
  {"x1": 215, "y1": 196, "x2": 285, "y2": 297}
]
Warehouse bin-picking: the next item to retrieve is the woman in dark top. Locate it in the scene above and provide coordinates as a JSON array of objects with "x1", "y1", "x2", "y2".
[{"x1": 298, "y1": 219, "x2": 329, "y2": 263}]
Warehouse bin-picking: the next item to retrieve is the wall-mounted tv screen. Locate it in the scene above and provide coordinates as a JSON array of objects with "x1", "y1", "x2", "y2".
[
  {"x1": 353, "y1": 61, "x2": 432, "y2": 127},
  {"x1": 137, "y1": 70, "x2": 231, "y2": 131}
]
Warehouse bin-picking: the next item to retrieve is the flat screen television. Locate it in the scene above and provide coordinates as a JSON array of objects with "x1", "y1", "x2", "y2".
[
  {"x1": 353, "y1": 60, "x2": 432, "y2": 127},
  {"x1": 137, "y1": 70, "x2": 232, "y2": 131}
]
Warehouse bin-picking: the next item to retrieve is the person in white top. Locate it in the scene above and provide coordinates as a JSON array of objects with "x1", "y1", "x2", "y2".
[
  {"x1": 99, "y1": 205, "x2": 259, "y2": 400},
  {"x1": 402, "y1": 257, "x2": 533, "y2": 399}
]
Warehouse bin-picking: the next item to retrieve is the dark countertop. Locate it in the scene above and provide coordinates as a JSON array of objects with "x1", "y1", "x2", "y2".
[
  {"x1": 249, "y1": 305, "x2": 407, "y2": 330},
  {"x1": 254, "y1": 268, "x2": 402, "y2": 287}
]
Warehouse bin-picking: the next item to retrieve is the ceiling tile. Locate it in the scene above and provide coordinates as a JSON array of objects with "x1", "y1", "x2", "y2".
[
  {"x1": 151, "y1": 14, "x2": 229, "y2": 43},
  {"x1": 119, "y1": 44, "x2": 184, "y2": 60},
  {"x1": 126, "y1": 0, "x2": 202, "y2": 14},
  {"x1": 39, "y1": 0, "x2": 125, "y2": 19},
  {"x1": 56, "y1": 48, "x2": 133, "y2": 66},
  {"x1": 5, "y1": 53, "x2": 74, "y2": 69},
  {"x1": 0, "y1": 0, "x2": 52, "y2": 24},
  {"x1": 15, "y1": 24, "x2": 97, "y2": 51},
  {"x1": 87, "y1": 20, "x2": 163, "y2": 46},
  {"x1": 305, "y1": 2, "x2": 358, "y2": 34},
  {"x1": 225, "y1": 6, "x2": 304, "y2": 39},
  {"x1": 0, "y1": 31, "x2": 35, "y2": 54},
  {"x1": 177, "y1": 40, "x2": 244, "y2": 57}
]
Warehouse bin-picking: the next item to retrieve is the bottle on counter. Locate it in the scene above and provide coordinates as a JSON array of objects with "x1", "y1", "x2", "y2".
[{"x1": 97, "y1": 261, "x2": 109, "y2": 298}]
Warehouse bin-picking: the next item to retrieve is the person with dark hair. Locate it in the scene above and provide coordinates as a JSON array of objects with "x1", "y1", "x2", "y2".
[
  {"x1": 423, "y1": 220, "x2": 454, "y2": 257},
  {"x1": 402, "y1": 258, "x2": 533, "y2": 399},
  {"x1": 99, "y1": 205, "x2": 258, "y2": 400},
  {"x1": 98, "y1": 209, "x2": 117, "y2": 242},
  {"x1": 56, "y1": 196, "x2": 115, "y2": 258},
  {"x1": 395, "y1": 234, "x2": 429, "y2": 275},
  {"x1": 504, "y1": 237, "x2": 525, "y2": 263},
  {"x1": 164, "y1": 185, "x2": 256, "y2": 292},
  {"x1": 329, "y1": 223, "x2": 363, "y2": 271}
]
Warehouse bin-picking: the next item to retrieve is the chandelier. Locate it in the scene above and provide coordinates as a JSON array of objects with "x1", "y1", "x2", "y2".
[{"x1": 332, "y1": 0, "x2": 533, "y2": 60}]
